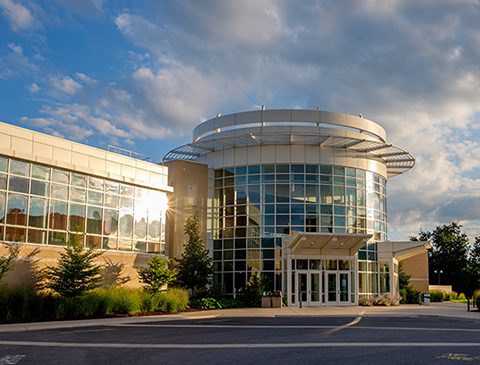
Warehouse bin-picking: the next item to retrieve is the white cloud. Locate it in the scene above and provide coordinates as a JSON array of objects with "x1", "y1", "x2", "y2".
[
  {"x1": 50, "y1": 76, "x2": 83, "y2": 96},
  {"x1": 0, "y1": 0, "x2": 36, "y2": 31},
  {"x1": 27, "y1": 82, "x2": 40, "y2": 93},
  {"x1": 74, "y1": 73, "x2": 97, "y2": 85}
]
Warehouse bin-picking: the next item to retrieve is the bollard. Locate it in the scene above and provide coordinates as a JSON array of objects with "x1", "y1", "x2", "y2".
[
  {"x1": 299, "y1": 290, "x2": 302, "y2": 309},
  {"x1": 467, "y1": 298, "x2": 470, "y2": 312},
  {"x1": 419, "y1": 293, "x2": 422, "y2": 306}
]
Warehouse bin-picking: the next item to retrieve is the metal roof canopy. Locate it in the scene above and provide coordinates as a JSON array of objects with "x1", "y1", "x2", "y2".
[
  {"x1": 283, "y1": 232, "x2": 373, "y2": 256},
  {"x1": 163, "y1": 133, "x2": 415, "y2": 178}
]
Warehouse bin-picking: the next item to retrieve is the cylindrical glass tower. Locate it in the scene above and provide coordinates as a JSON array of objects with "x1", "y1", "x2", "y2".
[{"x1": 164, "y1": 109, "x2": 414, "y2": 304}]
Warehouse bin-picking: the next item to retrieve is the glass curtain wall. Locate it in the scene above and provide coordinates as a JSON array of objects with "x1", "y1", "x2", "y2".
[
  {"x1": 212, "y1": 164, "x2": 387, "y2": 295},
  {"x1": 0, "y1": 156, "x2": 167, "y2": 254}
]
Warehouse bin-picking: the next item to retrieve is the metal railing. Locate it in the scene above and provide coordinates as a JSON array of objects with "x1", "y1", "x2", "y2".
[{"x1": 107, "y1": 145, "x2": 152, "y2": 162}]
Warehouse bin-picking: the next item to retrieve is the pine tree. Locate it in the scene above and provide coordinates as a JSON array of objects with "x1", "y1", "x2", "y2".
[
  {"x1": 176, "y1": 213, "x2": 213, "y2": 292},
  {"x1": 45, "y1": 233, "x2": 104, "y2": 297},
  {"x1": 139, "y1": 256, "x2": 177, "y2": 293}
]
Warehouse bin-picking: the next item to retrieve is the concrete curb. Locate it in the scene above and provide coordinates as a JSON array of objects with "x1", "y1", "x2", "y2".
[{"x1": 0, "y1": 302, "x2": 479, "y2": 333}]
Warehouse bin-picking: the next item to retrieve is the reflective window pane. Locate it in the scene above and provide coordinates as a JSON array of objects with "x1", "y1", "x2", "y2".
[
  {"x1": 0, "y1": 157, "x2": 7, "y2": 172},
  {"x1": 52, "y1": 169, "x2": 69, "y2": 184},
  {"x1": 134, "y1": 208, "x2": 147, "y2": 240},
  {"x1": 120, "y1": 196, "x2": 133, "y2": 209},
  {"x1": 148, "y1": 218, "x2": 160, "y2": 241},
  {"x1": 5, "y1": 226, "x2": 26, "y2": 242},
  {"x1": 31, "y1": 180, "x2": 49, "y2": 197},
  {"x1": 105, "y1": 180, "x2": 120, "y2": 194},
  {"x1": 51, "y1": 183, "x2": 68, "y2": 200},
  {"x1": 69, "y1": 204, "x2": 86, "y2": 231},
  {"x1": 29, "y1": 197, "x2": 48, "y2": 228},
  {"x1": 70, "y1": 187, "x2": 86, "y2": 203},
  {"x1": 49, "y1": 231, "x2": 66, "y2": 246},
  {"x1": 9, "y1": 176, "x2": 29, "y2": 193},
  {"x1": 6, "y1": 193, "x2": 28, "y2": 225},
  {"x1": 71, "y1": 173, "x2": 87, "y2": 187},
  {"x1": 119, "y1": 210, "x2": 133, "y2": 238},
  {"x1": 105, "y1": 194, "x2": 119, "y2": 209},
  {"x1": 87, "y1": 206, "x2": 102, "y2": 234},
  {"x1": 10, "y1": 159, "x2": 30, "y2": 176},
  {"x1": 104, "y1": 209, "x2": 118, "y2": 236},
  {"x1": 118, "y1": 238, "x2": 132, "y2": 252},
  {"x1": 32, "y1": 164, "x2": 50, "y2": 180},
  {"x1": 49, "y1": 200, "x2": 67, "y2": 230},
  {"x1": 89, "y1": 176, "x2": 104, "y2": 191},
  {"x1": 28, "y1": 229, "x2": 46, "y2": 244},
  {"x1": 0, "y1": 191, "x2": 5, "y2": 224},
  {"x1": 88, "y1": 190, "x2": 103, "y2": 206},
  {"x1": 120, "y1": 184, "x2": 134, "y2": 196},
  {"x1": 0, "y1": 173, "x2": 6, "y2": 190}
]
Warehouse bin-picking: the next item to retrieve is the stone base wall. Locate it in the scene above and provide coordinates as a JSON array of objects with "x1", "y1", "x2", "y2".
[{"x1": 0, "y1": 243, "x2": 153, "y2": 290}]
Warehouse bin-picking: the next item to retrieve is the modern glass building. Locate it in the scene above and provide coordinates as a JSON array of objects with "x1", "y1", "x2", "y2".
[
  {"x1": 0, "y1": 120, "x2": 171, "y2": 288},
  {"x1": 165, "y1": 109, "x2": 428, "y2": 306}
]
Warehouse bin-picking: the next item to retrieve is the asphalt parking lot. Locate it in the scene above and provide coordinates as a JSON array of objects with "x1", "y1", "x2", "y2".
[{"x1": 1, "y1": 305, "x2": 480, "y2": 365}]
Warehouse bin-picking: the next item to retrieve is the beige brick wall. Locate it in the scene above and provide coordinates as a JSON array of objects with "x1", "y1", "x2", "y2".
[
  {"x1": 0, "y1": 243, "x2": 153, "y2": 290},
  {"x1": 401, "y1": 251, "x2": 429, "y2": 292}
]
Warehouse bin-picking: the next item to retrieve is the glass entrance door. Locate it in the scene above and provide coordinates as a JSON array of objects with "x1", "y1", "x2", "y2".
[
  {"x1": 296, "y1": 272, "x2": 322, "y2": 306},
  {"x1": 310, "y1": 273, "x2": 321, "y2": 306},
  {"x1": 326, "y1": 272, "x2": 350, "y2": 305}
]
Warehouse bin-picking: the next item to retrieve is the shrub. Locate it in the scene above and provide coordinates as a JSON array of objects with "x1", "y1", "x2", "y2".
[
  {"x1": 0, "y1": 243, "x2": 20, "y2": 283},
  {"x1": 429, "y1": 291, "x2": 444, "y2": 302},
  {"x1": 218, "y1": 298, "x2": 242, "y2": 309},
  {"x1": 400, "y1": 286, "x2": 421, "y2": 304},
  {"x1": 444, "y1": 291, "x2": 458, "y2": 301},
  {"x1": 359, "y1": 293, "x2": 401, "y2": 306},
  {"x1": 188, "y1": 298, "x2": 222, "y2": 310},
  {"x1": 139, "y1": 256, "x2": 177, "y2": 293},
  {"x1": 158, "y1": 288, "x2": 189, "y2": 313}
]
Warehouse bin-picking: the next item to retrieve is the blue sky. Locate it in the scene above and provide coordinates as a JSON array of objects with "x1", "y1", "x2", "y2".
[{"x1": 1, "y1": 0, "x2": 480, "y2": 241}]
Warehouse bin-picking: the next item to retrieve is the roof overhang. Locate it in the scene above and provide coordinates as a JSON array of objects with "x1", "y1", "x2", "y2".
[
  {"x1": 163, "y1": 133, "x2": 415, "y2": 178},
  {"x1": 283, "y1": 232, "x2": 373, "y2": 256},
  {"x1": 378, "y1": 241, "x2": 432, "y2": 261}
]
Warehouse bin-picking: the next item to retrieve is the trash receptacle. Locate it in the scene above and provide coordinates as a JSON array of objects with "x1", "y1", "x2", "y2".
[
  {"x1": 261, "y1": 292, "x2": 271, "y2": 308},
  {"x1": 424, "y1": 293, "x2": 431, "y2": 306},
  {"x1": 271, "y1": 291, "x2": 282, "y2": 308}
]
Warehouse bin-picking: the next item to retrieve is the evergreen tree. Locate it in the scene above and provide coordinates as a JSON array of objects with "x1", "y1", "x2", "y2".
[
  {"x1": 176, "y1": 213, "x2": 213, "y2": 292},
  {"x1": 45, "y1": 233, "x2": 104, "y2": 297},
  {"x1": 139, "y1": 256, "x2": 177, "y2": 293}
]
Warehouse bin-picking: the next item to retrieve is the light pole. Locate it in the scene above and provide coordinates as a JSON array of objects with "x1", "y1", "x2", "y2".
[{"x1": 434, "y1": 270, "x2": 443, "y2": 285}]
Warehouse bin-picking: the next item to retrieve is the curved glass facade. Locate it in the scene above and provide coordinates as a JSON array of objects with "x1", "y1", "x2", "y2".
[
  {"x1": 212, "y1": 164, "x2": 387, "y2": 294},
  {"x1": 0, "y1": 156, "x2": 167, "y2": 254}
]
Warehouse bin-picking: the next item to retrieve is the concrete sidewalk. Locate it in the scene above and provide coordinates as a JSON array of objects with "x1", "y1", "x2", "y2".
[{"x1": 0, "y1": 301, "x2": 478, "y2": 333}]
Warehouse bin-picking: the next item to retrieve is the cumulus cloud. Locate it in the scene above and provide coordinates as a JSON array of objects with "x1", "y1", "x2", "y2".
[
  {"x1": 0, "y1": 43, "x2": 38, "y2": 79},
  {"x1": 50, "y1": 76, "x2": 83, "y2": 96},
  {"x1": 0, "y1": 0, "x2": 36, "y2": 31},
  {"x1": 5, "y1": 0, "x2": 480, "y2": 238},
  {"x1": 27, "y1": 82, "x2": 40, "y2": 93}
]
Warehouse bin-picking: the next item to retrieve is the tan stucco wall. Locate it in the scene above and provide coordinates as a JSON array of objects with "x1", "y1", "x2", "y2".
[
  {"x1": 164, "y1": 160, "x2": 209, "y2": 262},
  {"x1": 401, "y1": 251, "x2": 429, "y2": 292},
  {"x1": 0, "y1": 243, "x2": 152, "y2": 289}
]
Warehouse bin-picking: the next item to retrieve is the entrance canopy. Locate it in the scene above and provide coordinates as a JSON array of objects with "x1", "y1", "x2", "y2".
[{"x1": 283, "y1": 232, "x2": 373, "y2": 256}]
